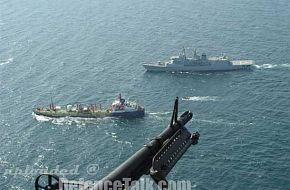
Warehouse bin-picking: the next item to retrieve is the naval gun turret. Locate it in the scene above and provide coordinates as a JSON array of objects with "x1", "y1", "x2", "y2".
[{"x1": 34, "y1": 97, "x2": 199, "y2": 190}]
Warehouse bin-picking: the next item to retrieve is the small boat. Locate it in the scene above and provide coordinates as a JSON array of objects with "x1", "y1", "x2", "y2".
[{"x1": 33, "y1": 94, "x2": 145, "y2": 119}]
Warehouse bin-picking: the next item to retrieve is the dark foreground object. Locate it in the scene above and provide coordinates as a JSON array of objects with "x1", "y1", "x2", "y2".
[{"x1": 35, "y1": 97, "x2": 199, "y2": 190}]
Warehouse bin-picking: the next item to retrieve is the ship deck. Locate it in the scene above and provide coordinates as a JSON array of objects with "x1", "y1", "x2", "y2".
[{"x1": 231, "y1": 60, "x2": 254, "y2": 66}]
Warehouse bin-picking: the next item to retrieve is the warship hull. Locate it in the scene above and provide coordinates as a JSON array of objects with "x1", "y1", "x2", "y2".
[{"x1": 143, "y1": 61, "x2": 253, "y2": 72}]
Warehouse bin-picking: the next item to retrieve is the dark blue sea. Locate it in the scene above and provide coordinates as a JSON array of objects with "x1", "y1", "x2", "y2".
[{"x1": 1, "y1": 0, "x2": 290, "y2": 189}]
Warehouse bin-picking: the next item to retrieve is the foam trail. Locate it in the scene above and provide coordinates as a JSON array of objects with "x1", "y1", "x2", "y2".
[{"x1": 182, "y1": 96, "x2": 220, "y2": 102}]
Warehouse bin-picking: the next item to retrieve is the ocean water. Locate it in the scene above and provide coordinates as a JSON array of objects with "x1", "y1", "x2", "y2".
[{"x1": 1, "y1": 0, "x2": 290, "y2": 189}]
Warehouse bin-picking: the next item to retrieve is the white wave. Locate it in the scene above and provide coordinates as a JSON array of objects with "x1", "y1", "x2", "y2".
[
  {"x1": 182, "y1": 96, "x2": 220, "y2": 102},
  {"x1": 32, "y1": 112, "x2": 112, "y2": 126},
  {"x1": 104, "y1": 131, "x2": 132, "y2": 145},
  {"x1": 32, "y1": 113, "x2": 52, "y2": 122},
  {"x1": 105, "y1": 131, "x2": 118, "y2": 138},
  {"x1": 254, "y1": 63, "x2": 290, "y2": 69},
  {"x1": 0, "y1": 57, "x2": 13, "y2": 66},
  {"x1": 113, "y1": 139, "x2": 132, "y2": 145}
]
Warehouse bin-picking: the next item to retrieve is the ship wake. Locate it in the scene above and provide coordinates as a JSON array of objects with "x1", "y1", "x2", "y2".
[
  {"x1": 182, "y1": 96, "x2": 221, "y2": 102},
  {"x1": 148, "y1": 111, "x2": 171, "y2": 115},
  {"x1": 254, "y1": 63, "x2": 290, "y2": 69}
]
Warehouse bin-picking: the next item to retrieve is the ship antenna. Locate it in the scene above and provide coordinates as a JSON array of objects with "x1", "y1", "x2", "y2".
[
  {"x1": 50, "y1": 96, "x2": 54, "y2": 110},
  {"x1": 182, "y1": 47, "x2": 186, "y2": 59}
]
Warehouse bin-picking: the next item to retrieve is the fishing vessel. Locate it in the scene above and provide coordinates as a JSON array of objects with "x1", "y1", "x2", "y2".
[
  {"x1": 143, "y1": 48, "x2": 254, "y2": 72},
  {"x1": 33, "y1": 94, "x2": 145, "y2": 119}
]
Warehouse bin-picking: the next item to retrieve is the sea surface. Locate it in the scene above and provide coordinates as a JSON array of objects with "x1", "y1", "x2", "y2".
[{"x1": 1, "y1": 0, "x2": 290, "y2": 189}]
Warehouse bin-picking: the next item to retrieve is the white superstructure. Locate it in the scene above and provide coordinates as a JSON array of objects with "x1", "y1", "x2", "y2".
[
  {"x1": 110, "y1": 94, "x2": 140, "y2": 113},
  {"x1": 143, "y1": 48, "x2": 254, "y2": 72}
]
